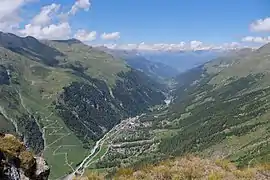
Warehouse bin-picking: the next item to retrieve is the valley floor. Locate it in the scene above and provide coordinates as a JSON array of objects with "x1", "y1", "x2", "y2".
[{"x1": 65, "y1": 116, "x2": 142, "y2": 180}]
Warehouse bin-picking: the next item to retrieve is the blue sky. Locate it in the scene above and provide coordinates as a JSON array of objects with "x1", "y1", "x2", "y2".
[
  {"x1": 1, "y1": 0, "x2": 269, "y2": 51},
  {"x1": 71, "y1": 0, "x2": 269, "y2": 44}
]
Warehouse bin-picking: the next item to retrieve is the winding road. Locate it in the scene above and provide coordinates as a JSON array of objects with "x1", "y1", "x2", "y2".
[{"x1": 64, "y1": 116, "x2": 140, "y2": 180}]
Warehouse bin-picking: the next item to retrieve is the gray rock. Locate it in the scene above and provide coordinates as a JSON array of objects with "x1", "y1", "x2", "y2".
[{"x1": 34, "y1": 157, "x2": 50, "y2": 180}]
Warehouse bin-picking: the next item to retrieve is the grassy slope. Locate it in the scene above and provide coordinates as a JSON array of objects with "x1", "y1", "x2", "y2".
[
  {"x1": 0, "y1": 114, "x2": 15, "y2": 134},
  {"x1": 44, "y1": 40, "x2": 129, "y2": 86},
  {"x1": 196, "y1": 46, "x2": 270, "y2": 165},
  {"x1": 164, "y1": 45, "x2": 270, "y2": 164},
  {"x1": 0, "y1": 48, "x2": 88, "y2": 178},
  {"x1": 79, "y1": 156, "x2": 270, "y2": 180},
  {"x1": 206, "y1": 46, "x2": 270, "y2": 87},
  {"x1": 0, "y1": 39, "x2": 130, "y2": 178}
]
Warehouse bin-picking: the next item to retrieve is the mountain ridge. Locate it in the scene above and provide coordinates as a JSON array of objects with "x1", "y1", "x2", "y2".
[{"x1": 97, "y1": 47, "x2": 179, "y2": 84}]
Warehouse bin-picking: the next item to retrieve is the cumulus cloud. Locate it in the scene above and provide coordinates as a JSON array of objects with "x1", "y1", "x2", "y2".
[
  {"x1": 0, "y1": 1, "x2": 94, "y2": 41},
  {"x1": 31, "y1": 3, "x2": 60, "y2": 26},
  {"x1": 74, "y1": 29, "x2": 97, "y2": 41},
  {"x1": 99, "y1": 41, "x2": 241, "y2": 52},
  {"x1": 222, "y1": 42, "x2": 240, "y2": 49},
  {"x1": 69, "y1": 0, "x2": 91, "y2": 15},
  {"x1": 242, "y1": 36, "x2": 270, "y2": 43},
  {"x1": 0, "y1": 0, "x2": 32, "y2": 32},
  {"x1": 19, "y1": 3, "x2": 73, "y2": 40},
  {"x1": 101, "y1": 32, "x2": 120, "y2": 40},
  {"x1": 20, "y1": 22, "x2": 71, "y2": 40},
  {"x1": 190, "y1": 41, "x2": 203, "y2": 49},
  {"x1": 0, "y1": 0, "x2": 257, "y2": 51},
  {"x1": 250, "y1": 17, "x2": 270, "y2": 32},
  {"x1": 17, "y1": 1, "x2": 94, "y2": 40}
]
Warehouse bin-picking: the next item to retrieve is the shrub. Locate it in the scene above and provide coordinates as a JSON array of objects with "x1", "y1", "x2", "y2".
[{"x1": 208, "y1": 172, "x2": 224, "y2": 180}]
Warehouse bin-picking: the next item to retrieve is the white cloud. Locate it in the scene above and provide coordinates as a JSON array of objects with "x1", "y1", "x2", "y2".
[
  {"x1": 69, "y1": 0, "x2": 91, "y2": 15},
  {"x1": 242, "y1": 36, "x2": 270, "y2": 43},
  {"x1": 0, "y1": 0, "x2": 24, "y2": 19},
  {"x1": 74, "y1": 29, "x2": 97, "y2": 41},
  {"x1": 101, "y1": 32, "x2": 120, "y2": 40},
  {"x1": 17, "y1": 1, "x2": 95, "y2": 40},
  {"x1": 19, "y1": 2, "x2": 72, "y2": 40},
  {"x1": 20, "y1": 22, "x2": 71, "y2": 40},
  {"x1": 218, "y1": 42, "x2": 240, "y2": 49},
  {"x1": 99, "y1": 41, "x2": 241, "y2": 52},
  {"x1": 0, "y1": 0, "x2": 257, "y2": 52},
  {"x1": 32, "y1": 3, "x2": 60, "y2": 26},
  {"x1": 101, "y1": 43, "x2": 137, "y2": 50},
  {"x1": 190, "y1": 41, "x2": 203, "y2": 49},
  {"x1": 0, "y1": 0, "x2": 32, "y2": 32},
  {"x1": 250, "y1": 17, "x2": 270, "y2": 32}
]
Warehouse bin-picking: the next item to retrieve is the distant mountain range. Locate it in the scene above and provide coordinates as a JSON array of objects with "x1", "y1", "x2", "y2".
[
  {"x1": 98, "y1": 47, "x2": 179, "y2": 83},
  {"x1": 137, "y1": 50, "x2": 227, "y2": 72},
  {"x1": 98, "y1": 45, "x2": 235, "y2": 73},
  {"x1": 96, "y1": 46, "x2": 234, "y2": 84}
]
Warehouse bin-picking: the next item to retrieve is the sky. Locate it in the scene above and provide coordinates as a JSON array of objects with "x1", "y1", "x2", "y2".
[{"x1": 0, "y1": 0, "x2": 269, "y2": 51}]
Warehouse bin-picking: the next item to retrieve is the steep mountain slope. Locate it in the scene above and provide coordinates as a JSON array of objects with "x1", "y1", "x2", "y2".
[
  {"x1": 162, "y1": 45, "x2": 270, "y2": 163},
  {"x1": 0, "y1": 32, "x2": 166, "y2": 179},
  {"x1": 98, "y1": 47, "x2": 179, "y2": 83},
  {"x1": 91, "y1": 44, "x2": 270, "y2": 173},
  {"x1": 43, "y1": 40, "x2": 129, "y2": 85},
  {"x1": 0, "y1": 32, "x2": 63, "y2": 66},
  {"x1": 158, "y1": 45, "x2": 270, "y2": 165}
]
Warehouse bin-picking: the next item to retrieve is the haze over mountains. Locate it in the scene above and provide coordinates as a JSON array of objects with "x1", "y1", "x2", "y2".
[
  {"x1": 97, "y1": 46, "x2": 231, "y2": 83},
  {"x1": 0, "y1": 0, "x2": 270, "y2": 179},
  {"x1": 135, "y1": 50, "x2": 226, "y2": 72},
  {"x1": 97, "y1": 47, "x2": 179, "y2": 83}
]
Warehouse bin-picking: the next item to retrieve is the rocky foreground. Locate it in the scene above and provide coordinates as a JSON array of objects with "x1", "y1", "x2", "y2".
[{"x1": 0, "y1": 133, "x2": 49, "y2": 180}]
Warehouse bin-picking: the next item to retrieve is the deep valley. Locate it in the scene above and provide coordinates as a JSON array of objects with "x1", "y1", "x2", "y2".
[{"x1": 1, "y1": 32, "x2": 270, "y2": 180}]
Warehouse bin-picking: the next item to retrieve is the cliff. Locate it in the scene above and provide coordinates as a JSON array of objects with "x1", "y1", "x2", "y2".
[{"x1": 0, "y1": 133, "x2": 49, "y2": 180}]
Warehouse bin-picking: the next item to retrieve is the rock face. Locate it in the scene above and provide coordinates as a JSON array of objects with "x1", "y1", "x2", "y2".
[
  {"x1": 0, "y1": 133, "x2": 50, "y2": 180},
  {"x1": 0, "y1": 65, "x2": 10, "y2": 85}
]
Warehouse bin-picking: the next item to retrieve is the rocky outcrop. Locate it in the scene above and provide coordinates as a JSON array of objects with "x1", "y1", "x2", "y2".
[
  {"x1": 0, "y1": 133, "x2": 50, "y2": 180},
  {"x1": 0, "y1": 65, "x2": 10, "y2": 85}
]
